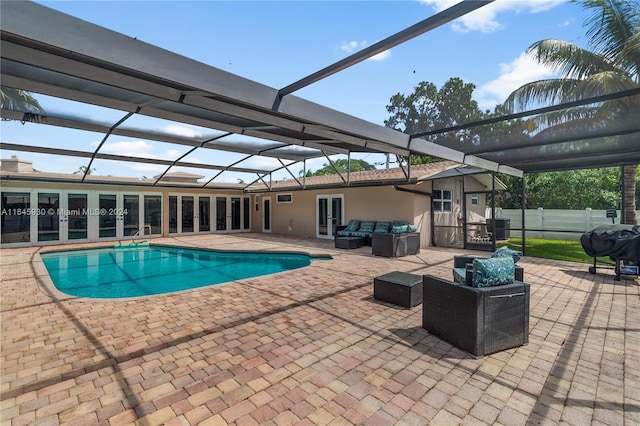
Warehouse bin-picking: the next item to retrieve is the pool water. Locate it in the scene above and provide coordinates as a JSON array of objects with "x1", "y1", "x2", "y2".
[{"x1": 41, "y1": 245, "x2": 313, "y2": 298}]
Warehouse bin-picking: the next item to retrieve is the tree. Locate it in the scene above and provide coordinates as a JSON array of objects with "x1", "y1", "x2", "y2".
[
  {"x1": 0, "y1": 87, "x2": 45, "y2": 114},
  {"x1": 504, "y1": 0, "x2": 640, "y2": 224},
  {"x1": 304, "y1": 159, "x2": 376, "y2": 176},
  {"x1": 384, "y1": 78, "x2": 484, "y2": 164},
  {"x1": 73, "y1": 165, "x2": 96, "y2": 175}
]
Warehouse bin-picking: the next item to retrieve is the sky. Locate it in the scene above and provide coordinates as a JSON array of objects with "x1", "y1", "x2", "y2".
[{"x1": 1, "y1": 0, "x2": 592, "y2": 183}]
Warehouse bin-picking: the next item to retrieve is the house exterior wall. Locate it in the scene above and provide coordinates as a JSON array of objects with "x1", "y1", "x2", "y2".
[
  {"x1": 3, "y1": 173, "x2": 494, "y2": 250},
  {"x1": 258, "y1": 184, "x2": 433, "y2": 247}
]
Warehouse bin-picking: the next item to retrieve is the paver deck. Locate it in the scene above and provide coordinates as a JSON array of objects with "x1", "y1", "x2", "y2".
[{"x1": 1, "y1": 233, "x2": 638, "y2": 425}]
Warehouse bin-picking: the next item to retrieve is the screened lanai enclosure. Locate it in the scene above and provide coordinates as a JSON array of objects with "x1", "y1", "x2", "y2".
[{"x1": 1, "y1": 1, "x2": 639, "y2": 248}]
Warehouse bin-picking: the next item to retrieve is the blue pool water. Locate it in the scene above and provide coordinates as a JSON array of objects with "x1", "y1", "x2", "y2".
[{"x1": 41, "y1": 245, "x2": 313, "y2": 298}]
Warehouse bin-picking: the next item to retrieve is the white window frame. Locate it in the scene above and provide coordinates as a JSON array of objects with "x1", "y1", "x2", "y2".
[
  {"x1": 471, "y1": 193, "x2": 479, "y2": 206},
  {"x1": 276, "y1": 193, "x2": 293, "y2": 203},
  {"x1": 433, "y1": 189, "x2": 453, "y2": 212}
]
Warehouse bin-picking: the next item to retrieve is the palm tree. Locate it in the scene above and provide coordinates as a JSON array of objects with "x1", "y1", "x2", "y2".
[
  {"x1": 504, "y1": 0, "x2": 639, "y2": 224},
  {"x1": 73, "y1": 165, "x2": 96, "y2": 175},
  {"x1": 0, "y1": 87, "x2": 45, "y2": 114}
]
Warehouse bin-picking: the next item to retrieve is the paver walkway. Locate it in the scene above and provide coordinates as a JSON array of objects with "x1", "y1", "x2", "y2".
[{"x1": 1, "y1": 234, "x2": 638, "y2": 425}]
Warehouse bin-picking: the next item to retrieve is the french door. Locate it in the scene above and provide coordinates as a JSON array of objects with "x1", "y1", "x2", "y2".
[
  {"x1": 215, "y1": 195, "x2": 251, "y2": 233},
  {"x1": 168, "y1": 194, "x2": 211, "y2": 235},
  {"x1": 36, "y1": 191, "x2": 90, "y2": 243},
  {"x1": 0, "y1": 190, "x2": 161, "y2": 245},
  {"x1": 316, "y1": 194, "x2": 344, "y2": 239}
]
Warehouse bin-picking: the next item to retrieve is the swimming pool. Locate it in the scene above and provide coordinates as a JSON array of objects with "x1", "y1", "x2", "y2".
[{"x1": 41, "y1": 244, "x2": 315, "y2": 298}]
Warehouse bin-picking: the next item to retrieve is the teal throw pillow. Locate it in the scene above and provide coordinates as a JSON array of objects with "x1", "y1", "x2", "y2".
[
  {"x1": 391, "y1": 224, "x2": 409, "y2": 233},
  {"x1": 407, "y1": 224, "x2": 418, "y2": 232},
  {"x1": 472, "y1": 257, "x2": 515, "y2": 288},
  {"x1": 492, "y1": 246, "x2": 523, "y2": 263},
  {"x1": 374, "y1": 222, "x2": 391, "y2": 233},
  {"x1": 344, "y1": 220, "x2": 360, "y2": 232},
  {"x1": 358, "y1": 221, "x2": 375, "y2": 232}
]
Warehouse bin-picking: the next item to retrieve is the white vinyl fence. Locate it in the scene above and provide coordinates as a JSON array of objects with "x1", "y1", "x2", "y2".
[{"x1": 496, "y1": 208, "x2": 640, "y2": 241}]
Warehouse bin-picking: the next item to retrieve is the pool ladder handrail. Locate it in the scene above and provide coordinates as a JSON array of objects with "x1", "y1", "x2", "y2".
[{"x1": 132, "y1": 224, "x2": 152, "y2": 244}]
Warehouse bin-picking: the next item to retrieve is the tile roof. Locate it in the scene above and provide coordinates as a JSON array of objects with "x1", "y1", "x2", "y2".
[{"x1": 247, "y1": 160, "x2": 460, "y2": 191}]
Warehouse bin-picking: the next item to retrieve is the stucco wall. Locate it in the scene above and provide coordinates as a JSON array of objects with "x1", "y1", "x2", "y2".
[{"x1": 259, "y1": 183, "x2": 433, "y2": 247}]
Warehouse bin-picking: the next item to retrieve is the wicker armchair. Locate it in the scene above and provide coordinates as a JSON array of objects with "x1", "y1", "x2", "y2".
[
  {"x1": 453, "y1": 255, "x2": 524, "y2": 285},
  {"x1": 422, "y1": 274, "x2": 530, "y2": 357}
]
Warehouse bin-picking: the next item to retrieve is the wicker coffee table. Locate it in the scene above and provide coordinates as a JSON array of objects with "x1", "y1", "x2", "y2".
[{"x1": 373, "y1": 271, "x2": 422, "y2": 308}]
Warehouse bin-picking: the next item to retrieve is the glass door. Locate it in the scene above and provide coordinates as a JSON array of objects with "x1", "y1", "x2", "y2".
[
  {"x1": 199, "y1": 196, "x2": 210, "y2": 232},
  {"x1": 231, "y1": 197, "x2": 241, "y2": 231},
  {"x1": 65, "y1": 193, "x2": 88, "y2": 241},
  {"x1": 123, "y1": 194, "x2": 140, "y2": 237},
  {"x1": 37, "y1": 192, "x2": 60, "y2": 242},
  {"x1": 262, "y1": 197, "x2": 271, "y2": 233},
  {"x1": 181, "y1": 196, "x2": 194, "y2": 233},
  {"x1": 214, "y1": 195, "x2": 250, "y2": 233},
  {"x1": 98, "y1": 194, "x2": 118, "y2": 238},
  {"x1": 144, "y1": 195, "x2": 162, "y2": 236},
  {"x1": 1, "y1": 191, "x2": 31, "y2": 244},
  {"x1": 316, "y1": 194, "x2": 344, "y2": 238},
  {"x1": 169, "y1": 194, "x2": 209, "y2": 235},
  {"x1": 216, "y1": 196, "x2": 227, "y2": 232}
]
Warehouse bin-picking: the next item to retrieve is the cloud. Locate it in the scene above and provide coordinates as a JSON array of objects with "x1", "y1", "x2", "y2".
[
  {"x1": 369, "y1": 50, "x2": 391, "y2": 61},
  {"x1": 419, "y1": 0, "x2": 564, "y2": 33},
  {"x1": 474, "y1": 53, "x2": 557, "y2": 110},
  {"x1": 99, "y1": 140, "x2": 183, "y2": 160},
  {"x1": 99, "y1": 140, "x2": 155, "y2": 156},
  {"x1": 340, "y1": 41, "x2": 366, "y2": 53},
  {"x1": 162, "y1": 124, "x2": 203, "y2": 138},
  {"x1": 340, "y1": 40, "x2": 391, "y2": 61}
]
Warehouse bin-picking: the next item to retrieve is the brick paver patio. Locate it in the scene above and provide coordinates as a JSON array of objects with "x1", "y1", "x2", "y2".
[{"x1": 1, "y1": 233, "x2": 638, "y2": 425}]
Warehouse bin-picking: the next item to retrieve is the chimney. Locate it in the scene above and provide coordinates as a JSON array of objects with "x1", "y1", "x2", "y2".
[{"x1": 0, "y1": 155, "x2": 34, "y2": 173}]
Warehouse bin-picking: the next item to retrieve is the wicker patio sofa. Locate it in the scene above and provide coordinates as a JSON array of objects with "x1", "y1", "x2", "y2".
[
  {"x1": 335, "y1": 220, "x2": 417, "y2": 248},
  {"x1": 422, "y1": 273, "x2": 530, "y2": 357}
]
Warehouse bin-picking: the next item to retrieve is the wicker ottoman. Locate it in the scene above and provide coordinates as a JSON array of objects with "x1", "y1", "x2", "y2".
[
  {"x1": 335, "y1": 236, "x2": 364, "y2": 249},
  {"x1": 373, "y1": 271, "x2": 422, "y2": 308}
]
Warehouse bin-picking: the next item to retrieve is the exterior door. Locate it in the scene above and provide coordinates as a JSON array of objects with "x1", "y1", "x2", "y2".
[
  {"x1": 215, "y1": 195, "x2": 251, "y2": 233},
  {"x1": 169, "y1": 194, "x2": 210, "y2": 234},
  {"x1": 316, "y1": 194, "x2": 344, "y2": 238},
  {"x1": 199, "y1": 196, "x2": 211, "y2": 232},
  {"x1": 64, "y1": 193, "x2": 89, "y2": 241},
  {"x1": 1, "y1": 190, "x2": 159, "y2": 245},
  {"x1": 97, "y1": 193, "x2": 120, "y2": 239},
  {"x1": 98, "y1": 192, "x2": 143, "y2": 239},
  {"x1": 262, "y1": 197, "x2": 271, "y2": 233},
  {"x1": 215, "y1": 196, "x2": 228, "y2": 232}
]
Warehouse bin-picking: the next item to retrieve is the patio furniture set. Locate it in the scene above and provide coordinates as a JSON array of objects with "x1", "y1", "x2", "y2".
[
  {"x1": 334, "y1": 219, "x2": 420, "y2": 258},
  {"x1": 373, "y1": 247, "x2": 530, "y2": 357}
]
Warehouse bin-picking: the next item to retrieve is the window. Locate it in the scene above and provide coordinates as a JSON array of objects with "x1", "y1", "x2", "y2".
[
  {"x1": 433, "y1": 189, "x2": 452, "y2": 212},
  {"x1": 471, "y1": 193, "x2": 479, "y2": 206},
  {"x1": 276, "y1": 193, "x2": 293, "y2": 203}
]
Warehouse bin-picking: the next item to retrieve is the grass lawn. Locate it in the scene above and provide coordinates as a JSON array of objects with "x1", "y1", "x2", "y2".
[{"x1": 501, "y1": 237, "x2": 615, "y2": 265}]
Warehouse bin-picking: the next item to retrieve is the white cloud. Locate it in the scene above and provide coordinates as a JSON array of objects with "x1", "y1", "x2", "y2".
[
  {"x1": 100, "y1": 140, "x2": 182, "y2": 160},
  {"x1": 369, "y1": 50, "x2": 391, "y2": 61},
  {"x1": 419, "y1": 0, "x2": 564, "y2": 33},
  {"x1": 340, "y1": 40, "x2": 366, "y2": 53},
  {"x1": 474, "y1": 53, "x2": 557, "y2": 110},
  {"x1": 100, "y1": 140, "x2": 154, "y2": 156},
  {"x1": 340, "y1": 40, "x2": 391, "y2": 61},
  {"x1": 163, "y1": 124, "x2": 203, "y2": 138}
]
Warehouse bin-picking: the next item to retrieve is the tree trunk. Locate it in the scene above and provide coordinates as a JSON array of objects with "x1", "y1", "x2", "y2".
[{"x1": 623, "y1": 165, "x2": 638, "y2": 225}]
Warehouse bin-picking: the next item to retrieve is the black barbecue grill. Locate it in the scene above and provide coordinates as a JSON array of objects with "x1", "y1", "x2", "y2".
[{"x1": 580, "y1": 224, "x2": 640, "y2": 280}]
